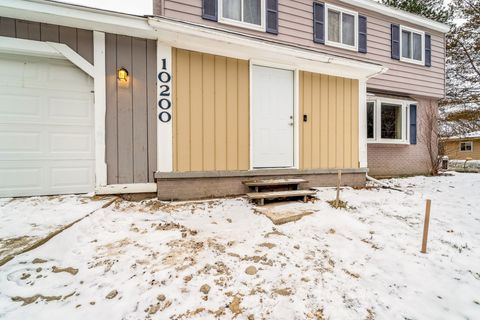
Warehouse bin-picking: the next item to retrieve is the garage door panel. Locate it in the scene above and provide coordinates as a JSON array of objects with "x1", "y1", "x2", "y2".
[
  {"x1": 0, "y1": 130, "x2": 41, "y2": 153},
  {"x1": 48, "y1": 96, "x2": 93, "y2": 123},
  {"x1": 0, "y1": 54, "x2": 95, "y2": 197},
  {"x1": 0, "y1": 167, "x2": 42, "y2": 191},
  {"x1": 0, "y1": 94, "x2": 41, "y2": 120},
  {"x1": 0, "y1": 54, "x2": 92, "y2": 92},
  {"x1": 0, "y1": 160, "x2": 94, "y2": 197},
  {"x1": 49, "y1": 132, "x2": 93, "y2": 154}
]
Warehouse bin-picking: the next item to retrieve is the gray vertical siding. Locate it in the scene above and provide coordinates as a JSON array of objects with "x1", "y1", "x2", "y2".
[
  {"x1": 0, "y1": 17, "x2": 94, "y2": 64},
  {"x1": 161, "y1": 0, "x2": 445, "y2": 98},
  {"x1": 0, "y1": 17, "x2": 157, "y2": 185},
  {"x1": 105, "y1": 34, "x2": 157, "y2": 185}
]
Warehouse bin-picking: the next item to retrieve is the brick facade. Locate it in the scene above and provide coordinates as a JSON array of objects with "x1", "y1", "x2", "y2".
[{"x1": 367, "y1": 97, "x2": 437, "y2": 177}]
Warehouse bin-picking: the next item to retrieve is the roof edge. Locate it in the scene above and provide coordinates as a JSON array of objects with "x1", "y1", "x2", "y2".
[{"x1": 339, "y1": 0, "x2": 450, "y2": 33}]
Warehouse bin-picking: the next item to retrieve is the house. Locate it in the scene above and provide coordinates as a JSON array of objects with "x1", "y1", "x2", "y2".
[
  {"x1": 0, "y1": 0, "x2": 449, "y2": 199},
  {"x1": 443, "y1": 132, "x2": 480, "y2": 160}
]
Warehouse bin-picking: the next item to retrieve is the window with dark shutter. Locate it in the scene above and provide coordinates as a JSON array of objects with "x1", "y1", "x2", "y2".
[
  {"x1": 313, "y1": 2, "x2": 325, "y2": 44},
  {"x1": 391, "y1": 24, "x2": 400, "y2": 60},
  {"x1": 409, "y1": 104, "x2": 417, "y2": 145},
  {"x1": 425, "y1": 34, "x2": 432, "y2": 67},
  {"x1": 266, "y1": 0, "x2": 279, "y2": 34},
  {"x1": 358, "y1": 15, "x2": 367, "y2": 53},
  {"x1": 202, "y1": 0, "x2": 217, "y2": 21}
]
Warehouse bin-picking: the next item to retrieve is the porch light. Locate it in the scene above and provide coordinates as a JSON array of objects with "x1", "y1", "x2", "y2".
[{"x1": 117, "y1": 67, "x2": 129, "y2": 82}]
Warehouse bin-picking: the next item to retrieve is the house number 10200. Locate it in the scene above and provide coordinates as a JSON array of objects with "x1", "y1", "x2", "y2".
[{"x1": 158, "y1": 58, "x2": 172, "y2": 123}]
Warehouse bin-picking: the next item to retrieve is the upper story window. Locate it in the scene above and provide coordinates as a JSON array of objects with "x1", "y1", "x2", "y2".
[
  {"x1": 325, "y1": 4, "x2": 358, "y2": 51},
  {"x1": 400, "y1": 26, "x2": 425, "y2": 65},
  {"x1": 218, "y1": 0, "x2": 265, "y2": 31},
  {"x1": 460, "y1": 141, "x2": 473, "y2": 152}
]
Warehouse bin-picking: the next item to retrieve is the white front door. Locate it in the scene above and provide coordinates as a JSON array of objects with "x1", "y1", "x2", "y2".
[
  {"x1": 252, "y1": 65, "x2": 294, "y2": 168},
  {"x1": 0, "y1": 54, "x2": 95, "y2": 197}
]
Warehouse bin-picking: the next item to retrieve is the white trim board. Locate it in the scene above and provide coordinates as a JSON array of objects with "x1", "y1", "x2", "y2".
[
  {"x1": 0, "y1": 0, "x2": 157, "y2": 39},
  {"x1": 96, "y1": 183, "x2": 158, "y2": 195},
  {"x1": 93, "y1": 31, "x2": 107, "y2": 188}
]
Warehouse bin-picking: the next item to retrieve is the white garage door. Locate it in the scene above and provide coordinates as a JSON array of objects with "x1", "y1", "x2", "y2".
[{"x1": 0, "y1": 53, "x2": 95, "y2": 197}]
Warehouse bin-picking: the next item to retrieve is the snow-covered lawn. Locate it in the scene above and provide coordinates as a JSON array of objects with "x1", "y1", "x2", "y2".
[
  {"x1": 0, "y1": 173, "x2": 479, "y2": 319},
  {"x1": 0, "y1": 195, "x2": 114, "y2": 263}
]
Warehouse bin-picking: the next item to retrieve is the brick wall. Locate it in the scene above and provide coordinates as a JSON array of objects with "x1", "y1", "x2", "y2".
[{"x1": 367, "y1": 97, "x2": 438, "y2": 177}]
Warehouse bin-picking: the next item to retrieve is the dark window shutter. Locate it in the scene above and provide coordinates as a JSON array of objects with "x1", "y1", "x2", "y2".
[
  {"x1": 266, "y1": 0, "x2": 279, "y2": 34},
  {"x1": 202, "y1": 0, "x2": 217, "y2": 21},
  {"x1": 425, "y1": 34, "x2": 432, "y2": 67},
  {"x1": 410, "y1": 104, "x2": 417, "y2": 144},
  {"x1": 313, "y1": 2, "x2": 325, "y2": 44},
  {"x1": 358, "y1": 15, "x2": 367, "y2": 53},
  {"x1": 391, "y1": 24, "x2": 400, "y2": 60}
]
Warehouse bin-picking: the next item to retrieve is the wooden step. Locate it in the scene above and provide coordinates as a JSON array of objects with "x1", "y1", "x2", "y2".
[
  {"x1": 246, "y1": 189, "x2": 316, "y2": 205},
  {"x1": 243, "y1": 178, "x2": 307, "y2": 187}
]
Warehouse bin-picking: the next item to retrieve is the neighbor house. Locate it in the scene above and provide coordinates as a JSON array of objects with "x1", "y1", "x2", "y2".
[
  {"x1": 0, "y1": 0, "x2": 449, "y2": 199},
  {"x1": 443, "y1": 132, "x2": 480, "y2": 160}
]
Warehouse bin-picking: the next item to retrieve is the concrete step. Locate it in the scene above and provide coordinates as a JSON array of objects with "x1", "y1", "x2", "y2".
[{"x1": 246, "y1": 189, "x2": 316, "y2": 205}]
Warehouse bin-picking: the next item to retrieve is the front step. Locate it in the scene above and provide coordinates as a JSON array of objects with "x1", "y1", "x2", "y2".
[
  {"x1": 246, "y1": 189, "x2": 316, "y2": 206},
  {"x1": 243, "y1": 178, "x2": 307, "y2": 188}
]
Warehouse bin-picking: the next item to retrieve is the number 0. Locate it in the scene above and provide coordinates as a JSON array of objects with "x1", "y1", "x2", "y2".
[{"x1": 159, "y1": 111, "x2": 172, "y2": 123}]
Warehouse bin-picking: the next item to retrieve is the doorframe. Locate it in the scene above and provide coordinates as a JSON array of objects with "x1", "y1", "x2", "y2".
[{"x1": 249, "y1": 60, "x2": 299, "y2": 170}]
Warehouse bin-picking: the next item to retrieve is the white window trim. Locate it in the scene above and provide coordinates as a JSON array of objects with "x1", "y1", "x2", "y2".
[
  {"x1": 399, "y1": 25, "x2": 425, "y2": 66},
  {"x1": 218, "y1": 0, "x2": 266, "y2": 32},
  {"x1": 366, "y1": 101, "x2": 376, "y2": 141},
  {"x1": 459, "y1": 141, "x2": 473, "y2": 152},
  {"x1": 367, "y1": 97, "x2": 414, "y2": 145},
  {"x1": 325, "y1": 3, "x2": 358, "y2": 52}
]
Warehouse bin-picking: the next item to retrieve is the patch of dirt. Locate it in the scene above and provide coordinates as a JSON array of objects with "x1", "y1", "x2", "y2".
[
  {"x1": 229, "y1": 295, "x2": 242, "y2": 316},
  {"x1": 273, "y1": 288, "x2": 292, "y2": 296},
  {"x1": 245, "y1": 266, "x2": 257, "y2": 275},
  {"x1": 164, "y1": 239, "x2": 204, "y2": 271},
  {"x1": 258, "y1": 242, "x2": 276, "y2": 249},
  {"x1": 327, "y1": 200, "x2": 349, "y2": 209},
  {"x1": 32, "y1": 258, "x2": 48, "y2": 264},
  {"x1": 11, "y1": 292, "x2": 75, "y2": 306},
  {"x1": 264, "y1": 229, "x2": 287, "y2": 238},
  {"x1": 52, "y1": 266, "x2": 78, "y2": 275},
  {"x1": 343, "y1": 269, "x2": 360, "y2": 279},
  {"x1": 0, "y1": 236, "x2": 36, "y2": 261}
]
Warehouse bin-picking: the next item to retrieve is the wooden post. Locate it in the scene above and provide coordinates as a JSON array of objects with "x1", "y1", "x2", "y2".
[
  {"x1": 335, "y1": 170, "x2": 342, "y2": 208},
  {"x1": 421, "y1": 199, "x2": 431, "y2": 253}
]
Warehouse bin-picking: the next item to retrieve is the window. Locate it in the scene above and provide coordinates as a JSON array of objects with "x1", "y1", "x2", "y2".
[
  {"x1": 460, "y1": 141, "x2": 473, "y2": 152},
  {"x1": 219, "y1": 0, "x2": 265, "y2": 31},
  {"x1": 400, "y1": 26, "x2": 424, "y2": 65},
  {"x1": 381, "y1": 103, "x2": 403, "y2": 140},
  {"x1": 367, "y1": 98, "x2": 413, "y2": 144},
  {"x1": 325, "y1": 4, "x2": 358, "y2": 50}
]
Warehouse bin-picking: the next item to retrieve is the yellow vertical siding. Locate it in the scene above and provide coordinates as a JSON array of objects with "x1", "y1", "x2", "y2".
[
  {"x1": 444, "y1": 140, "x2": 480, "y2": 160},
  {"x1": 300, "y1": 71, "x2": 359, "y2": 169},
  {"x1": 172, "y1": 48, "x2": 249, "y2": 172}
]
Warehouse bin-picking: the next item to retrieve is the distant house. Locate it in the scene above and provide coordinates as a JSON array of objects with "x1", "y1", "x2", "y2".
[
  {"x1": 0, "y1": 0, "x2": 449, "y2": 199},
  {"x1": 443, "y1": 132, "x2": 480, "y2": 160}
]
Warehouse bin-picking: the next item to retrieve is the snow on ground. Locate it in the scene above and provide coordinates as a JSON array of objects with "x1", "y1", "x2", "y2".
[
  {"x1": 0, "y1": 173, "x2": 479, "y2": 319},
  {"x1": 0, "y1": 195, "x2": 113, "y2": 262}
]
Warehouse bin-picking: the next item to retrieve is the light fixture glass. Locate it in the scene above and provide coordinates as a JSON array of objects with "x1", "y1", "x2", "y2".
[{"x1": 118, "y1": 67, "x2": 128, "y2": 82}]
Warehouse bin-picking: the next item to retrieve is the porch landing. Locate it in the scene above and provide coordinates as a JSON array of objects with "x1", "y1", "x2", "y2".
[{"x1": 155, "y1": 168, "x2": 367, "y2": 201}]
